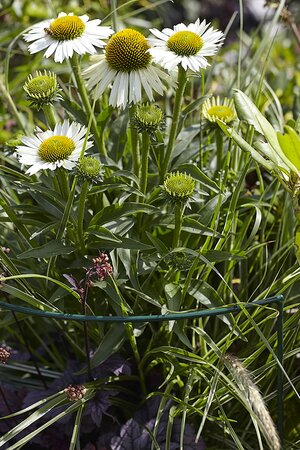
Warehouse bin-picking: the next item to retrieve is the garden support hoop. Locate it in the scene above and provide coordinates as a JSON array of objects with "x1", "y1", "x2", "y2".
[{"x1": 0, "y1": 294, "x2": 284, "y2": 441}]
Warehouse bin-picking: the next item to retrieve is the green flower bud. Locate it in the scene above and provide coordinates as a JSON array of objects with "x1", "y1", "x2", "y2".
[
  {"x1": 23, "y1": 70, "x2": 62, "y2": 110},
  {"x1": 131, "y1": 103, "x2": 165, "y2": 137},
  {"x1": 164, "y1": 171, "x2": 196, "y2": 203},
  {"x1": 77, "y1": 156, "x2": 103, "y2": 183}
]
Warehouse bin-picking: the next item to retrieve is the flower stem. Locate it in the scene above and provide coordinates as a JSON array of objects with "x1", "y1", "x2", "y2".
[
  {"x1": 160, "y1": 65, "x2": 187, "y2": 181},
  {"x1": 70, "y1": 55, "x2": 106, "y2": 157},
  {"x1": 56, "y1": 168, "x2": 70, "y2": 200},
  {"x1": 140, "y1": 131, "x2": 150, "y2": 201},
  {"x1": 110, "y1": 276, "x2": 147, "y2": 398},
  {"x1": 43, "y1": 104, "x2": 57, "y2": 129},
  {"x1": 77, "y1": 180, "x2": 89, "y2": 252},
  {"x1": 216, "y1": 128, "x2": 224, "y2": 171},
  {"x1": 81, "y1": 285, "x2": 93, "y2": 381},
  {"x1": 173, "y1": 203, "x2": 183, "y2": 248},
  {"x1": 129, "y1": 105, "x2": 140, "y2": 178},
  {"x1": 111, "y1": 0, "x2": 119, "y2": 32}
]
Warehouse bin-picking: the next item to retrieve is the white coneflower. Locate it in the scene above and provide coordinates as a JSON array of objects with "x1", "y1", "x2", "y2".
[
  {"x1": 83, "y1": 28, "x2": 172, "y2": 109},
  {"x1": 148, "y1": 19, "x2": 224, "y2": 72},
  {"x1": 224, "y1": 354, "x2": 281, "y2": 450},
  {"x1": 23, "y1": 12, "x2": 113, "y2": 63},
  {"x1": 16, "y1": 120, "x2": 93, "y2": 175}
]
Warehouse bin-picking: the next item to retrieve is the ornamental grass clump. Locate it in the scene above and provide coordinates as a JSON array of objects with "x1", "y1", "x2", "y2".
[{"x1": 0, "y1": 1, "x2": 299, "y2": 448}]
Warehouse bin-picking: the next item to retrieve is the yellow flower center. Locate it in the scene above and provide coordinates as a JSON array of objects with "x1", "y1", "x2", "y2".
[
  {"x1": 49, "y1": 16, "x2": 85, "y2": 41},
  {"x1": 167, "y1": 30, "x2": 203, "y2": 56},
  {"x1": 207, "y1": 105, "x2": 234, "y2": 119},
  {"x1": 38, "y1": 136, "x2": 75, "y2": 162},
  {"x1": 105, "y1": 29, "x2": 151, "y2": 72}
]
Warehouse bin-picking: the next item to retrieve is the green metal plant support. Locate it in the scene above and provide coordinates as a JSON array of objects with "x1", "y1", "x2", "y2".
[{"x1": 0, "y1": 295, "x2": 284, "y2": 442}]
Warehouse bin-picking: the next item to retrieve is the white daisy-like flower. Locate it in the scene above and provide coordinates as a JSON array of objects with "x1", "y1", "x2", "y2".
[
  {"x1": 23, "y1": 12, "x2": 113, "y2": 63},
  {"x1": 83, "y1": 28, "x2": 172, "y2": 109},
  {"x1": 16, "y1": 120, "x2": 93, "y2": 175},
  {"x1": 148, "y1": 19, "x2": 224, "y2": 72}
]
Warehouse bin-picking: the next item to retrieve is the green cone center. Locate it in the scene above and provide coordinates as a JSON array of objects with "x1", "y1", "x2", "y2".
[
  {"x1": 26, "y1": 76, "x2": 56, "y2": 96},
  {"x1": 78, "y1": 157, "x2": 101, "y2": 178},
  {"x1": 164, "y1": 173, "x2": 195, "y2": 197},
  {"x1": 136, "y1": 104, "x2": 163, "y2": 125},
  {"x1": 167, "y1": 30, "x2": 203, "y2": 56},
  {"x1": 49, "y1": 16, "x2": 85, "y2": 41},
  {"x1": 105, "y1": 29, "x2": 151, "y2": 72},
  {"x1": 38, "y1": 136, "x2": 75, "y2": 162},
  {"x1": 207, "y1": 105, "x2": 234, "y2": 119}
]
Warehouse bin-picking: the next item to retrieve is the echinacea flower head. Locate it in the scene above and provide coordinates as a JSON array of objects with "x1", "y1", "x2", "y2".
[
  {"x1": 164, "y1": 171, "x2": 196, "y2": 203},
  {"x1": 16, "y1": 120, "x2": 93, "y2": 175},
  {"x1": 77, "y1": 156, "x2": 103, "y2": 183},
  {"x1": 148, "y1": 19, "x2": 224, "y2": 72},
  {"x1": 84, "y1": 28, "x2": 172, "y2": 109},
  {"x1": 202, "y1": 96, "x2": 236, "y2": 124},
  {"x1": 131, "y1": 103, "x2": 165, "y2": 136},
  {"x1": 23, "y1": 12, "x2": 113, "y2": 63},
  {"x1": 23, "y1": 70, "x2": 62, "y2": 110}
]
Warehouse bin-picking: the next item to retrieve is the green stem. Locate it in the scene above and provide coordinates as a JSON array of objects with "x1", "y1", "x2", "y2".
[
  {"x1": 0, "y1": 79, "x2": 26, "y2": 133},
  {"x1": 77, "y1": 180, "x2": 89, "y2": 252},
  {"x1": 70, "y1": 55, "x2": 106, "y2": 157},
  {"x1": 129, "y1": 105, "x2": 140, "y2": 178},
  {"x1": 56, "y1": 168, "x2": 70, "y2": 200},
  {"x1": 293, "y1": 195, "x2": 300, "y2": 264},
  {"x1": 111, "y1": 0, "x2": 118, "y2": 32},
  {"x1": 110, "y1": 277, "x2": 147, "y2": 398},
  {"x1": 140, "y1": 131, "x2": 150, "y2": 201},
  {"x1": 215, "y1": 128, "x2": 224, "y2": 172},
  {"x1": 160, "y1": 65, "x2": 187, "y2": 181},
  {"x1": 81, "y1": 285, "x2": 93, "y2": 381},
  {"x1": 173, "y1": 203, "x2": 183, "y2": 248},
  {"x1": 43, "y1": 104, "x2": 57, "y2": 129}
]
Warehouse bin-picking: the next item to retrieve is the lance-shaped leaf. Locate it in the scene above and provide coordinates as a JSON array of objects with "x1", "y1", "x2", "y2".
[
  {"x1": 277, "y1": 125, "x2": 300, "y2": 171},
  {"x1": 233, "y1": 89, "x2": 298, "y2": 173}
]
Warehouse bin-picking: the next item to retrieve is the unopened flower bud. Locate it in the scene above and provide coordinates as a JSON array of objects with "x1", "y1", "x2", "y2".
[
  {"x1": 164, "y1": 171, "x2": 196, "y2": 203},
  {"x1": 23, "y1": 70, "x2": 62, "y2": 110},
  {"x1": 77, "y1": 156, "x2": 103, "y2": 183},
  {"x1": 132, "y1": 103, "x2": 165, "y2": 137},
  {"x1": 0, "y1": 347, "x2": 10, "y2": 363},
  {"x1": 64, "y1": 384, "x2": 87, "y2": 401}
]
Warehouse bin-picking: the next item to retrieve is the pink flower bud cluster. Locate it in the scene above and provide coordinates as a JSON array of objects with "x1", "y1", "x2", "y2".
[{"x1": 64, "y1": 384, "x2": 87, "y2": 401}]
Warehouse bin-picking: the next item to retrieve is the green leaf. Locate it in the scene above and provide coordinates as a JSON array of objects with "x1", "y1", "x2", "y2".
[
  {"x1": 177, "y1": 163, "x2": 219, "y2": 192},
  {"x1": 277, "y1": 126, "x2": 300, "y2": 170},
  {"x1": 1, "y1": 284, "x2": 57, "y2": 311},
  {"x1": 181, "y1": 95, "x2": 210, "y2": 117},
  {"x1": 61, "y1": 97, "x2": 87, "y2": 124},
  {"x1": 172, "y1": 125, "x2": 200, "y2": 160},
  {"x1": 233, "y1": 89, "x2": 297, "y2": 172},
  {"x1": 90, "y1": 203, "x2": 158, "y2": 227},
  {"x1": 182, "y1": 217, "x2": 223, "y2": 237},
  {"x1": 145, "y1": 232, "x2": 169, "y2": 255},
  {"x1": 17, "y1": 241, "x2": 75, "y2": 259},
  {"x1": 217, "y1": 120, "x2": 273, "y2": 171},
  {"x1": 0, "y1": 393, "x2": 66, "y2": 446},
  {"x1": 89, "y1": 232, "x2": 153, "y2": 250},
  {"x1": 77, "y1": 324, "x2": 126, "y2": 373},
  {"x1": 165, "y1": 283, "x2": 182, "y2": 311},
  {"x1": 203, "y1": 249, "x2": 246, "y2": 262}
]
